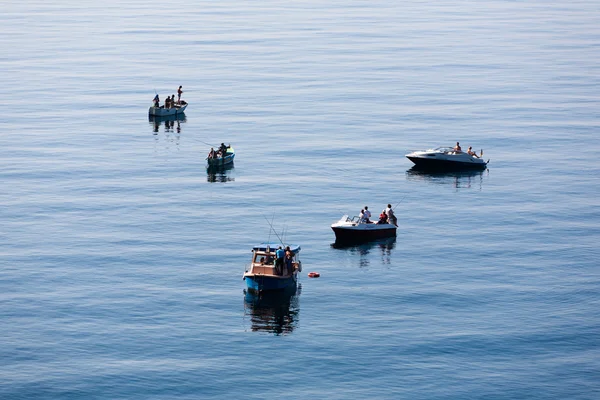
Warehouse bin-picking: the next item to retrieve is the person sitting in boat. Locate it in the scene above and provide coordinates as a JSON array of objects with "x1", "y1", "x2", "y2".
[
  {"x1": 153, "y1": 94, "x2": 160, "y2": 107},
  {"x1": 386, "y1": 204, "x2": 398, "y2": 227},
  {"x1": 363, "y1": 206, "x2": 372, "y2": 223},
  {"x1": 275, "y1": 246, "x2": 285, "y2": 275},
  {"x1": 453, "y1": 142, "x2": 462, "y2": 152},
  {"x1": 172, "y1": 94, "x2": 176, "y2": 106},
  {"x1": 264, "y1": 253, "x2": 273, "y2": 265},
  {"x1": 208, "y1": 148, "x2": 216, "y2": 159},
  {"x1": 377, "y1": 210, "x2": 388, "y2": 224},
  {"x1": 218, "y1": 143, "x2": 228, "y2": 157},
  {"x1": 259, "y1": 256, "x2": 265, "y2": 264},
  {"x1": 467, "y1": 146, "x2": 479, "y2": 158},
  {"x1": 359, "y1": 209, "x2": 365, "y2": 222}
]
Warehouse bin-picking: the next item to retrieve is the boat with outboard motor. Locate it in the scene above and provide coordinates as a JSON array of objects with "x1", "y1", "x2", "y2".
[
  {"x1": 207, "y1": 146, "x2": 235, "y2": 168},
  {"x1": 148, "y1": 101, "x2": 188, "y2": 117},
  {"x1": 406, "y1": 147, "x2": 488, "y2": 171},
  {"x1": 243, "y1": 243, "x2": 302, "y2": 293},
  {"x1": 331, "y1": 214, "x2": 397, "y2": 245}
]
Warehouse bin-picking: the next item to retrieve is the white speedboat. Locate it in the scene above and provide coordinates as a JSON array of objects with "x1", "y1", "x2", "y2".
[
  {"x1": 148, "y1": 102, "x2": 188, "y2": 117},
  {"x1": 406, "y1": 147, "x2": 488, "y2": 171},
  {"x1": 331, "y1": 215, "x2": 397, "y2": 245}
]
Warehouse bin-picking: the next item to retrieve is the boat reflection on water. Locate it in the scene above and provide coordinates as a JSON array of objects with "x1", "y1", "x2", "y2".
[
  {"x1": 149, "y1": 114, "x2": 187, "y2": 134},
  {"x1": 331, "y1": 237, "x2": 396, "y2": 268},
  {"x1": 206, "y1": 163, "x2": 235, "y2": 183},
  {"x1": 406, "y1": 166, "x2": 487, "y2": 190},
  {"x1": 243, "y1": 284, "x2": 301, "y2": 335}
]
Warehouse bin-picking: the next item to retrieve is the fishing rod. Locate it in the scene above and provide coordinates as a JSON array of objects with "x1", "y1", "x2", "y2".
[
  {"x1": 267, "y1": 213, "x2": 274, "y2": 244},
  {"x1": 189, "y1": 137, "x2": 220, "y2": 148},
  {"x1": 263, "y1": 214, "x2": 285, "y2": 246},
  {"x1": 281, "y1": 225, "x2": 288, "y2": 245},
  {"x1": 393, "y1": 193, "x2": 409, "y2": 210}
]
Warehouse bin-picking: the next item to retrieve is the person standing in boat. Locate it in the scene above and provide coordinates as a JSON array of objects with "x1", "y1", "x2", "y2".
[
  {"x1": 153, "y1": 94, "x2": 160, "y2": 107},
  {"x1": 177, "y1": 86, "x2": 183, "y2": 104},
  {"x1": 386, "y1": 204, "x2": 398, "y2": 226},
  {"x1": 275, "y1": 246, "x2": 285, "y2": 275},
  {"x1": 165, "y1": 96, "x2": 171, "y2": 109},
  {"x1": 208, "y1": 148, "x2": 216, "y2": 159},
  {"x1": 284, "y1": 246, "x2": 293, "y2": 275}
]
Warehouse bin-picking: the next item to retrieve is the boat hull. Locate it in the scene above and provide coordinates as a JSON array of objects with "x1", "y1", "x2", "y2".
[
  {"x1": 245, "y1": 273, "x2": 297, "y2": 293},
  {"x1": 406, "y1": 156, "x2": 487, "y2": 171},
  {"x1": 207, "y1": 151, "x2": 235, "y2": 167},
  {"x1": 148, "y1": 104, "x2": 187, "y2": 116},
  {"x1": 331, "y1": 225, "x2": 397, "y2": 245}
]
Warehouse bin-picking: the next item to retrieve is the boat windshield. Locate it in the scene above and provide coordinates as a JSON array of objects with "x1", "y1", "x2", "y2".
[
  {"x1": 432, "y1": 147, "x2": 454, "y2": 153},
  {"x1": 347, "y1": 215, "x2": 366, "y2": 223}
]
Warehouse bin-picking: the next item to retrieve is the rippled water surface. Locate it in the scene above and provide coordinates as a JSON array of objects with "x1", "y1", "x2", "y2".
[{"x1": 1, "y1": 1, "x2": 599, "y2": 399}]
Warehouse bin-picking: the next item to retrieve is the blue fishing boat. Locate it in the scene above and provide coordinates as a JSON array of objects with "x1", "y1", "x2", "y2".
[
  {"x1": 243, "y1": 243, "x2": 302, "y2": 293},
  {"x1": 206, "y1": 146, "x2": 235, "y2": 168}
]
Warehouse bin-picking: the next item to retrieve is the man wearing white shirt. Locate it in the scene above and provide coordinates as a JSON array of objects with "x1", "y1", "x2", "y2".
[
  {"x1": 385, "y1": 204, "x2": 397, "y2": 226},
  {"x1": 363, "y1": 206, "x2": 371, "y2": 223}
]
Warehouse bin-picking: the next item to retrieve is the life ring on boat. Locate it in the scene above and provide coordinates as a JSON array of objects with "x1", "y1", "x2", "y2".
[{"x1": 307, "y1": 272, "x2": 320, "y2": 278}]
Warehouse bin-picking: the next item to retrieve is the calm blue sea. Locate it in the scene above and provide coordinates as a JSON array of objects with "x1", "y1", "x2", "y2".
[{"x1": 1, "y1": 1, "x2": 599, "y2": 399}]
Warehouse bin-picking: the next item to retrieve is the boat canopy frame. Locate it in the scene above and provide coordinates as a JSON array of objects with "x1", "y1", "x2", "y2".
[{"x1": 252, "y1": 243, "x2": 301, "y2": 255}]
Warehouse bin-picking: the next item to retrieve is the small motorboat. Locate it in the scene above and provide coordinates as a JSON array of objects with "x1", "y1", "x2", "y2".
[
  {"x1": 206, "y1": 146, "x2": 235, "y2": 168},
  {"x1": 331, "y1": 215, "x2": 397, "y2": 245},
  {"x1": 406, "y1": 147, "x2": 488, "y2": 171},
  {"x1": 148, "y1": 101, "x2": 188, "y2": 117},
  {"x1": 243, "y1": 243, "x2": 302, "y2": 293}
]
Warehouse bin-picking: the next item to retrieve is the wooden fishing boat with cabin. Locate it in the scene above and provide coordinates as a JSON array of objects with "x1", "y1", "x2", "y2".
[{"x1": 243, "y1": 243, "x2": 302, "y2": 293}]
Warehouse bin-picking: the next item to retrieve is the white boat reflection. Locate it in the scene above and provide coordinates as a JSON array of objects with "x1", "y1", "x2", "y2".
[
  {"x1": 406, "y1": 167, "x2": 487, "y2": 190},
  {"x1": 243, "y1": 284, "x2": 301, "y2": 335},
  {"x1": 331, "y1": 237, "x2": 396, "y2": 268},
  {"x1": 149, "y1": 114, "x2": 186, "y2": 134}
]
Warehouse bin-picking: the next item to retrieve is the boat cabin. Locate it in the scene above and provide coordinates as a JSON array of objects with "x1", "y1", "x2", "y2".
[{"x1": 249, "y1": 244, "x2": 301, "y2": 276}]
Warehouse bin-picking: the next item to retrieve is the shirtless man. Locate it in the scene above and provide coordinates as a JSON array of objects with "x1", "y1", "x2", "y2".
[{"x1": 467, "y1": 146, "x2": 479, "y2": 158}]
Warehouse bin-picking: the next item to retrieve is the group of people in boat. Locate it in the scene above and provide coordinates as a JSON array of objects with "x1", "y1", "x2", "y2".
[
  {"x1": 152, "y1": 85, "x2": 186, "y2": 108},
  {"x1": 258, "y1": 246, "x2": 295, "y2": 276},
  {"x1": 453, "y1": 142, "x2": 480, "y2": 158},
  {"x1": 207, "y1": 143, "x2": 231, "y2": 159},
  {"x1": 359, "y1": 204, "x2": 398, "y2": 226}
]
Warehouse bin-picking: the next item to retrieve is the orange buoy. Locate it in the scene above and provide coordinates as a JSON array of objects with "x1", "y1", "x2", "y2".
[{"x1": 307, "y1": 272, "x2": 320, "y2": 278}]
